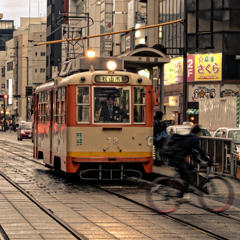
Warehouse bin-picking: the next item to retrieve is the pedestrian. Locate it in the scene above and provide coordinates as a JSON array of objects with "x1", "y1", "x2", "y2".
[{"x1": 153, "y1": 111, "x2": 168, "y2": 165}]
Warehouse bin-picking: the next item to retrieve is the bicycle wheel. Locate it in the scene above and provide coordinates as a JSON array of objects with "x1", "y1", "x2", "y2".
[
  {"x1": 198, "y1": 176, "x2": 234, "y2": 213},
  {"x1": 146, "y1": 177, "x2": 182, "y2": 213}
]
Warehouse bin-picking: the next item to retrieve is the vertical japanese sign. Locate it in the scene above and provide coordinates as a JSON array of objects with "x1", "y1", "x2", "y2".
[
  {"x1": 195, "y1": 53, "x2": 222, "y2": 81},
  {"x1": 187, "y1": 55, "x2": 195, "y2": 82}
]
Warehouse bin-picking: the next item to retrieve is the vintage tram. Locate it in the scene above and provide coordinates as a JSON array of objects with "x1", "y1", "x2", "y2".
[{"x1": 33, "y1": 56, "x2": 154, "y2": 180}]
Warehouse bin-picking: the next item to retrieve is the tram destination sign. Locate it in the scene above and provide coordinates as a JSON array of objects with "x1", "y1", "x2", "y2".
[{"x1": 95, "y1": 75, "x2": 129, "y2": 83}]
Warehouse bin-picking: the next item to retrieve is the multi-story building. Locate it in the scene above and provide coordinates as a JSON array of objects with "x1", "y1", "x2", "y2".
[
  {"x1": 0, "y1": 18, "x2": 14, "y2": 51},
  {"x1": 47, "y1": 0, "x2": 91, "y2": 80},
  {"x1": 0, "y1": 51, "x2": 6, "y2": 95},
  {"x1": 0, "y1": 16, "x2": 15, "y2": 122},
  {"x1": 153, "y1": 0, "x2": 240, "y2": 123},
  {"x1": 5, "y1": 18, "x2": 46, "y2": 122},
  {"x1": 0, "y1": 16, "x2": 14, "y2": 90}
]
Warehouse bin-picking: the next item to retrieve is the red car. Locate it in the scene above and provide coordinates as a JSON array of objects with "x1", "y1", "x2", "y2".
[{"x1": 17, "y1": 122, "x2": 32, "y2": 140}]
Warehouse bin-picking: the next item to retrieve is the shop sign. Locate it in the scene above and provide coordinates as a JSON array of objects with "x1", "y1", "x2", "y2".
[
  {"x1": 169, "y1": 96, "x2": 179, "y2": 106},
  {"x1": 164, "y1": 57, "x2": 183, "y2": 85},
  {"x1": 195, "y1": 53, "x2": 222, "y2": 81},
  {"x1": 164, "y1": 53, "x2": 222, "y2": 85}
]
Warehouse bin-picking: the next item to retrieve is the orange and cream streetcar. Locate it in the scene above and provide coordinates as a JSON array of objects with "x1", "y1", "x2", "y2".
[{"x1": 33, "y1": 55, "x2": 154, "y2": 180}]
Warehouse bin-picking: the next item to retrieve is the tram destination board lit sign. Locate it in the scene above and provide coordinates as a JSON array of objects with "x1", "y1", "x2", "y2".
[{"x1": 95, "y1": 75, "x2": 129, "y2": 83}]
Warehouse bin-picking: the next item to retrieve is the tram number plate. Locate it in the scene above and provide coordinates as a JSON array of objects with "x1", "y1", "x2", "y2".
[{"x1": 95, "y1": 75, "x2": 129, "y2": 83}]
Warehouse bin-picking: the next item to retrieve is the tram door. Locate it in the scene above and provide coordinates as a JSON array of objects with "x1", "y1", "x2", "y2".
[
  {"x1": 49, "y1": 90, "x2": 53, "y2": 164},
  {"x1": 33, "y1": 93, "x2": 38, "y2": 159}
]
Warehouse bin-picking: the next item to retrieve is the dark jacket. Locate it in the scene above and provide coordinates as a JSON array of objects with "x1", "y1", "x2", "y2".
[
  {"x1": 162, "y1": 133, "x2": 207, "y2": 161},
  {"x1": 100, "y1": 103, "x2": 121, "y2": 122}
]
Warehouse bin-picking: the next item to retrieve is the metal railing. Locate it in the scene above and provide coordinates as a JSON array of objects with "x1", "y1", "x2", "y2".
[
  {"x1": 199, "y1": 136, "x2": 235, "y2": 177},
  {"x1": 153, "y1": 136, "x2": 239, "y2": 179}
]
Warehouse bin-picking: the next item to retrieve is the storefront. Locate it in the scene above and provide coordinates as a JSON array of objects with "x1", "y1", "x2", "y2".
[{"x1": 164, "y1": 53, "x2": 224, "y2": 123}]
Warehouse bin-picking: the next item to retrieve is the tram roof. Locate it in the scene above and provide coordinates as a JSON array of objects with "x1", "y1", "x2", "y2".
[
  {"x1": 57, "y1": 70, "x2": 152, "y2": 87},
  {"x1": 35, "y1": 70, "x2": 152, "y2": 93},
  {"x1": 35, "y1": 80, "x2": 55, "y2": 93},
  {"x1": 59, "y1": 56, "x2": 124, "y2": 77}
]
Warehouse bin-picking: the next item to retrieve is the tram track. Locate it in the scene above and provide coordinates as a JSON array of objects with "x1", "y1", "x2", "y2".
[
  {"x1": 0, "y1": 140, "x2": 240, "y2": 239},
  {"x1": 0, "y1": 171, "x2": 88, "y2": 240},
  {"x1": 96, "y1": 184, "x2": 229, "y2": 240}
]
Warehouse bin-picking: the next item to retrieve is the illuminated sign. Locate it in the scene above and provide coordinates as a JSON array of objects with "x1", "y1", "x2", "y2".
[
  {"x1": 164, "y1": 53, "x2": 222, "y2": 85},
  {"x1": 95, "y1": 75, "x2": 129, "y2": 83},
  {"x1": 164, "y1": 57, "x2": 183, "y2": 85},
  {"x1": 195, "y1": 53, "x2": 222, "y2": 81}
]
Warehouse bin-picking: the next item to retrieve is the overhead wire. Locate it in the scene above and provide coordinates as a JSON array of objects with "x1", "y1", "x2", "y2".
[{"x1": 35, "y1": 18, "x2": 183, "y2": 46}]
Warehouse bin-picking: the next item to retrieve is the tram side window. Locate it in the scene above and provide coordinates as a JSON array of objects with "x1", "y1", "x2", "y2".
[
  {"x1": 77, "y1": 87, "x2": 89, "y2": 123},
  {"x1": 38, "y1": 92, "x2": 48, "y2": 123},
  {"x1": 55, "y1": 88, "x2": 65, "y2": 124},
  {"x1": 133, "y1": 87, "x2": 146, "y2": 123}
]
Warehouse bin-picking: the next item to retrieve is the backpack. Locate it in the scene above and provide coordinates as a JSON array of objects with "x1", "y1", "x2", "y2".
[{"x1": 160, "y1": 134, "x2": 186, "y2": 157}]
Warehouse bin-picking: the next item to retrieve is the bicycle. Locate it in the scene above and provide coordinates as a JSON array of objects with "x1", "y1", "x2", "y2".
[{"x1": 146, "y1": 158, "x2": 234, "y2": 214}]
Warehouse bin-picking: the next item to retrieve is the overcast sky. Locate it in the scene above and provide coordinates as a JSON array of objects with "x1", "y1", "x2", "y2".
[{"x1": 0, "y1": 0, "x2": 46, "y2": 27}]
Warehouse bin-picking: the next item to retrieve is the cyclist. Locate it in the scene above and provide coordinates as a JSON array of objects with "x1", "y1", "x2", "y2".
[{"x1": 162, "y1": 124, "x2": 212, "y2": 198}]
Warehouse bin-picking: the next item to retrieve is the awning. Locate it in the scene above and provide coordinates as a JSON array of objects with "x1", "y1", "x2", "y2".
[{"x1": 186, "y1": 108, "x2": 199, "y2": 115}]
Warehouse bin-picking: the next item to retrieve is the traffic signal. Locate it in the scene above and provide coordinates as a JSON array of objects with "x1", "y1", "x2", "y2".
[{"x1": 0, "y1": 94, "x2": 8, "y2": 99}]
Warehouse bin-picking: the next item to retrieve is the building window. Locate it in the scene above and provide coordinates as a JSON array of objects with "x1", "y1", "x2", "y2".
[
  {"x1": 35, "y1": 69, "x2": 38, "y2": 73},
  {"x1": 40, "y1": 68, "x2": 45, "y2": 73},
  {"x1": 35, "y1": 52, "x2": 38, "y2": 56},
  {"x1": 1, "y1": 66, "x2": 5, "y2": 77},
  {"x1": 41, "y1": 52, "x2": 45, "y2": 56},
  {"x1": 7, "y1": 62, "x2": 13, "y2": 71}
]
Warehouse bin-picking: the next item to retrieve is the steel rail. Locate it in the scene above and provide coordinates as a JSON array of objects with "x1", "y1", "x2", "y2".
[
  {"x1": 97, "y1": 184, "x2": 228, "y2": 240},
  {"x1": 0, "y1": 171, "x2": 88, "y2": 240}
]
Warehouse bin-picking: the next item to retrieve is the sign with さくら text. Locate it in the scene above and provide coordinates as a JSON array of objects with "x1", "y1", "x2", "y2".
[{"x1": 195, "y1": 53, "x2": 222, "y2": 81}]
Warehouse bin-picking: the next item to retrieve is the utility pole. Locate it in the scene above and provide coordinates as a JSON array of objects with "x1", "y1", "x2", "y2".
[
  {"x1": 182, "y1": 0, "x2": 188, "y2": 122},
  {"x1": 3, "y1": 94, "x2": 8, "y2": 131},
  {"x1": 26, "y1": 57, "x2": 29, "y2": 121}
]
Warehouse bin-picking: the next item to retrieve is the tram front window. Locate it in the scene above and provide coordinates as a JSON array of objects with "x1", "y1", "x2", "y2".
[{"x1": 94, "y1": 87, "x2": 130, "y2": 123}]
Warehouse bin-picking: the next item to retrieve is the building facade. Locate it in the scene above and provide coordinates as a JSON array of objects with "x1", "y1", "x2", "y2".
[
  {"x1": 47, "y1": 0, "x2": 92, "y2": 80},
  {"x1": 155, "y1": 0, "x2": 240, "y2": 123},
  {"x1": 0, "y1": 19, "x2": 14, "y2": 51},
  {"x1": 4, "y1": 18, "x2": 46, "y2": 122}
]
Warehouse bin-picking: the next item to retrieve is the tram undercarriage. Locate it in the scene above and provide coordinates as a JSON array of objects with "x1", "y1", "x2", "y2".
[{"x1": 77, "y1": 163, "x2": 145, "y2": 180}]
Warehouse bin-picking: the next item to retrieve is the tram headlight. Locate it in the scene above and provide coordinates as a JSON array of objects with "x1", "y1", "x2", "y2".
[
  {"x1": 86, "y1": 49, "x2": 96, "y2": 58},
  {"x1": 106, "y1": 61, "x2": 117, "y2": 72}
]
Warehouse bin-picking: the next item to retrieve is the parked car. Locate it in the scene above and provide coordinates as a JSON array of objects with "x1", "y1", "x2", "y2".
[
  {"x1": 213, "y1": 127, "x2": 240, "y2": 159},
  {"x1": 17, "y1": 121, "x2": 32, "y2": 141},
  {"x1": 166, "y1": 124, "x2": 211, "y2": 136},
  {"x1": 213, "y1": 128, "x2": 240, "y2": 141}
]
